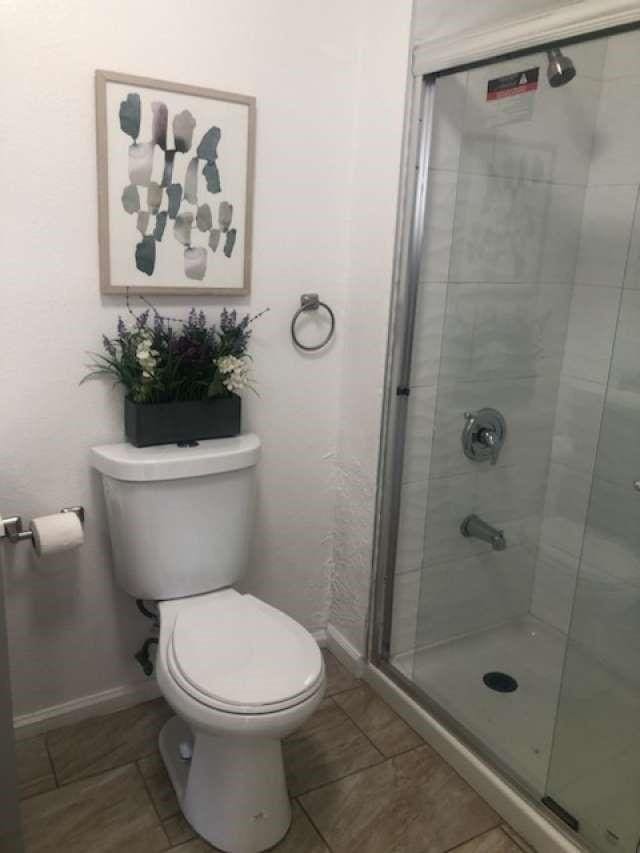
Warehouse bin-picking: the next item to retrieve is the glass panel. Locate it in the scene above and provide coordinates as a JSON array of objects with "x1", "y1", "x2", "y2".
[
  {"x1": 403, "y1": 36, "x2": 608, "y2": 797},
  {"x1": 387, "y1": 27, "x2": 640, "y2": 847},
  {"x1": 545, "y1": 213, "x2": 640, "y2": 849}
]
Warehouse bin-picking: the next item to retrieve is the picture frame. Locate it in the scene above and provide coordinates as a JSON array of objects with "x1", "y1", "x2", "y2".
[{"x1": 95, "y1": 69, "x2": 255, "y2": 296}]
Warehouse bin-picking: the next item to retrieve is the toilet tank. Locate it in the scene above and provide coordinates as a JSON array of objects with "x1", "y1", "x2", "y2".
[{"x1": 90, "y1": 434, "x2": 261, "y2": 600}]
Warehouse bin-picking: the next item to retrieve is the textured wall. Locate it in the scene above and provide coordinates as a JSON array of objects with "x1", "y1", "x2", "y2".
[
  {"x1": 330, "y1": 3, "x2": 413, "y2": 651},
  {"x1": 1, "y1": 0, "x2": 371, "y2": 717}
]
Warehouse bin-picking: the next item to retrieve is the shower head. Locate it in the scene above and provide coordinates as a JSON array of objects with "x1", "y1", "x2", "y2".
[{"x1": 546, "y1": 47, "x2": 576, "y2": 88}]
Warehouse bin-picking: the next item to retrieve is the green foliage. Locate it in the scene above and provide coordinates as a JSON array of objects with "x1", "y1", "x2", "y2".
[{"x1": 82, "y1": 296, "x2": 267, "y2": 404}]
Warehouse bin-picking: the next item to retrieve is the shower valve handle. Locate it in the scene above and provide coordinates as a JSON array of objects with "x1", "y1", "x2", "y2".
[
  {"x1": 462, "y1": 408, "x2": 506, "y2": 465},
  {"x1": 477, "y1": 426, "x2": 499, "y2": 464}
]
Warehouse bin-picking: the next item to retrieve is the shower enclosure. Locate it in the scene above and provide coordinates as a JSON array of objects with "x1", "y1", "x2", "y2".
[{"x1": 373, "y1": 22, "x2": 640, "y2": 853}]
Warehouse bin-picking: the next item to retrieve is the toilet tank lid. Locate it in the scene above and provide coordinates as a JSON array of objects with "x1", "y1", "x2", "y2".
[{"x1": 90, "y1": 434, "x2": 261, "y2": 482}]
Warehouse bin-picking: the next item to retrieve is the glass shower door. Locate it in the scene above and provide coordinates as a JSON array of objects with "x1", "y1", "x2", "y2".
[
  {"x1": 545, "y1": 240, "x2": 640, "y2": 851},
  {"x1": 381, "y1": 20, "x2": 640, "y2": 853},
  {"x1": 402, "y1": 35, "x2": 607, "y2": 798}
]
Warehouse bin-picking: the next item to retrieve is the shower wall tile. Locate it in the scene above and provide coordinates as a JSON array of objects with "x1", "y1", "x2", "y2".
[
  {"x1": 593, "y1": 387, "x2": 640, "y2": 488},
  {"x1": 419, "y1": 170, "x2": 457, "y2": 283},
  {"x1": 561, "y1": 285, "x2": 621, "y2": 383},
  {"x1": 588, "y1": 77, "x2": 640, "y2": 186},
  {"x1": 458, "y1": 39, "x2": 604, "y2": 185},
  {"x1": 422, "y1": 465, "x2": 545, "y2": 568},
  {"x1": 436, "y1": 283, "x2": 475, "y2": 380},
  {"x1": 395, "y1": 480, "x2": 428, "y2": 574},
  {"x1": 428, "y1": 375, "x2": 557, "y2": 478},
  {"x1": 422, "y1": 471, "x2": 476, "y2": 566},
  {"x1": 537, "y1": 185, "x2": 588, "y2": 284},
  {"x1": 390, "y1": 569, "x2": 420, "y2": 656},
  {"x1": 402, "y1": 385, "x2": 436, "y2": 484},
  {"x1": 539, "y1": 462, "x2": 591, "y2": 558},
  {"x1": 410, "y1": 283, "x2": 446, "y2": 388},
  {"x1": 531, "y1": 545, "x2": 579, "y2": 634},
  {"x1": 601, "y1": 28, "x2": 640, "y2": 80},
  {"x1": 439, "y1": 282, "x2": 572, "y2": 384},
  {"x1": 449, "y1": 174, "x2": 584, "y2": 283},
  {"x1": 569, "y1": 561, "x2": 640, "y2": 686},
  {"x1": 415, "y1": 546, "x2": 535, "y2": 647},
  {"x1": 573, "y1": 184, "x2": 637, "y2": 285},
  {"x1": 430, "y1": 72, "x2": 467, "y2": 172},
  {"x1": 623, "y1": 196, "x2": 640, "y2": 289},
  {"x1": 610, "y1": 290, "x2": 640, "y2": 391},
  {"x1": 581, "y1": 477, "x2": 640, "y2": 587},
  {"x1": 551, "y1": 376, "x2": 606, "y2": 476}
]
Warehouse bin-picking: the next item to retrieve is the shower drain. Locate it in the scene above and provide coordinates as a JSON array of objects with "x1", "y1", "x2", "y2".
[{"x1": 483, "y1": 671, "x2": 518, "y2": 693}]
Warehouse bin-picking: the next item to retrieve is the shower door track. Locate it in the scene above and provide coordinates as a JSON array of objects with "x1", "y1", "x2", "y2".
[{"x1": 369, "y1": 3, "x2": 640, "y2": 851}]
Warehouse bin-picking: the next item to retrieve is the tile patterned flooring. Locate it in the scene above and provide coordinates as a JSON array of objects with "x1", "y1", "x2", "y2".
[{"x1": 16, "y1": 650, "x2": 533, "y2": 852}]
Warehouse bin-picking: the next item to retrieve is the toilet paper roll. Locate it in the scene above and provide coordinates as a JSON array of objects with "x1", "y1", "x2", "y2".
[{"x1": 30, "y1": 513, "x2": 84, "y2": 557}]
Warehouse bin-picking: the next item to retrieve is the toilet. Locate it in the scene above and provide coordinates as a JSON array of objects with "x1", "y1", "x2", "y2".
[{"x1": 90, "y1": 434, "x2": 326, "y2": 853}]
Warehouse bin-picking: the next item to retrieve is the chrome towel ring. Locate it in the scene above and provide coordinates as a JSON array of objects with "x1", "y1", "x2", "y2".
[{"x1": 291, "y1": 293, "x2": 335, "y2": 352}]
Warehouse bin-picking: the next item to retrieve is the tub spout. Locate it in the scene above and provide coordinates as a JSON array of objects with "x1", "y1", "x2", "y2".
[{"x1": 460, "y1": 514, "x2": 506, "y2": 551}]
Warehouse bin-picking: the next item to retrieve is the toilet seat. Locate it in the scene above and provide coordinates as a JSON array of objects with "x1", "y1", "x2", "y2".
[{"x1": 166, "y1": 590, "x2": 324, "y2": 715}]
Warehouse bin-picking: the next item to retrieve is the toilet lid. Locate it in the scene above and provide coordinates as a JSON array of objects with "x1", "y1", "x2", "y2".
[{"x1": 168, "y1": 592, "x2": 324, "y2": 713}]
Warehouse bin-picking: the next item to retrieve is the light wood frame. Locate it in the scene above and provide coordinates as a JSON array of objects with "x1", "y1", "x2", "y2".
[{"x1": 95, "y1": 69, "x2": 255, "y2": 296}]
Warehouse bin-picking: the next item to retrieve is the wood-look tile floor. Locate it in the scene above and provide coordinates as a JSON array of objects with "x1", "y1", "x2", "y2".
[{"x1": 16, "y1": 651, "x2": 534, "y2": 852}]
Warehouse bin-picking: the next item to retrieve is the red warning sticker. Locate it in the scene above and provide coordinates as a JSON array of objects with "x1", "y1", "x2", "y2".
[{"x1": 486, "y1": 68, "x2": 539, "y2": 101}]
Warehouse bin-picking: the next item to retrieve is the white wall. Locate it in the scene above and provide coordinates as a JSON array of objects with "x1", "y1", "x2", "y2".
[
  {"x1": 411, "y1": 0, "x2": 585, "y2": 45},
  {"x1": 0, "y1": 0, "x2": 592, "y2": 718},
  {"x1": 329, "y1": 0, "x2": 592, "y2": 654},
  {"x1": 0, "y1": 0, "x2": 389, "y2": 717}
]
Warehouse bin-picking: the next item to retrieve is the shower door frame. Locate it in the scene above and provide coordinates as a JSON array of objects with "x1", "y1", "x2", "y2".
[{"x1": 369, "y1": 0, "x2": 640, "y2": 838}]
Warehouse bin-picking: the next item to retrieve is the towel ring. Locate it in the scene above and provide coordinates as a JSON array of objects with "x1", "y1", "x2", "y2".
[{"x1": 291, "y1": 293, "x2": 335, "y2": 352}]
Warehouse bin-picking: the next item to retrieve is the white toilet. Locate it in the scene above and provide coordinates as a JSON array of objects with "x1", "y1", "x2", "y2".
[{"x1": 90, "y1": 434, "x2": 326, "y2": 853}]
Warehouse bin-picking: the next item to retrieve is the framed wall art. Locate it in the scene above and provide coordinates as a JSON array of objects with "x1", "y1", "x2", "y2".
[{"x1": 95, "y1": 70, "x2": 255, "y2": 295}]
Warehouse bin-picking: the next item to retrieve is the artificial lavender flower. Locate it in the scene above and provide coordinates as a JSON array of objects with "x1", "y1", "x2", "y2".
[
  {"x1": 84, "y1": 295, "x2": 267, "y2": 404},
  {"x1": 220, "y1": 307, "x2": 237, "y2": 332},
  {"x1": 102, "y1": 334, "x2": 117, "y2": 357},
  {"x1": 135, "y1": 309, "x2": 150, "y2": 329}
]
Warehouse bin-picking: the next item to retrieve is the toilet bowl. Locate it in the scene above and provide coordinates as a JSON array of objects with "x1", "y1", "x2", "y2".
[
  {"x1": 156, "y1": 589, "x2": 326, "y2": 852},
  {"x1": 90, "y1": 435, "x2": 326, "y2": 852}
]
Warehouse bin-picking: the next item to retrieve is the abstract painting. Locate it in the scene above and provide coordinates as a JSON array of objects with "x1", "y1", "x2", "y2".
[{"x1": 96, "y1": 70, "x2": 255, "y2": 294}]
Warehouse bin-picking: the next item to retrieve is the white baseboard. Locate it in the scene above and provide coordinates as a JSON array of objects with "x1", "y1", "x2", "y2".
[
  {"x1": 311, "y1": 628, "x2": 327, "y2": 647},
  {"x1": 13, "y1": 679, "x2": 161, "y2": 741},
  {"x1": 325, "y1": 623, "x2": 366, "y2": 677},
  {"x1": 13, "y1": 628, "x2": 328, "y2": 741},
  {"x1": 365, "y1": 664, "x2": 584, "y2": 853}
]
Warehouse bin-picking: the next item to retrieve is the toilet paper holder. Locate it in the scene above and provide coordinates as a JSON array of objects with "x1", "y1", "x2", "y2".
[{"x1": 3, "y1": 507, "x2": 85, "y2": 545}]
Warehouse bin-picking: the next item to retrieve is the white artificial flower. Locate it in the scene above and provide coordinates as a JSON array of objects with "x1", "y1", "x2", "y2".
[
  {"x1": 216, "y1": 355, "x2": 251, "y2": 393},
  {"x1": 136, "y1": 332, "x2": 158, "y2": 381}
]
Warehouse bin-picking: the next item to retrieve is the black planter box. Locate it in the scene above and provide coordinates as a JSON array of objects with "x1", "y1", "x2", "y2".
[{"x1": 124, "y1": 395, "x2": 241, "y2": 447}]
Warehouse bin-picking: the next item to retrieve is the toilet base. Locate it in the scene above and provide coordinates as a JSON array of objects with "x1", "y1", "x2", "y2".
[{"x1": 159, "y1": 715, "x2": 292, "y2": 853}]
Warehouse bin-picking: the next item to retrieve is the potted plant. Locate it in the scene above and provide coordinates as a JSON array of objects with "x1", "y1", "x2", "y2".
[{"x1": 84, "y1": 298, "x2": 267, "y2": 447}]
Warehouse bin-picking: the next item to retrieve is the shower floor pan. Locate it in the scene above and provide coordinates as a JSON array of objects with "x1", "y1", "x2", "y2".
[{"x1": 392, "y1": 615, "x2": 565, "y2": 794}]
